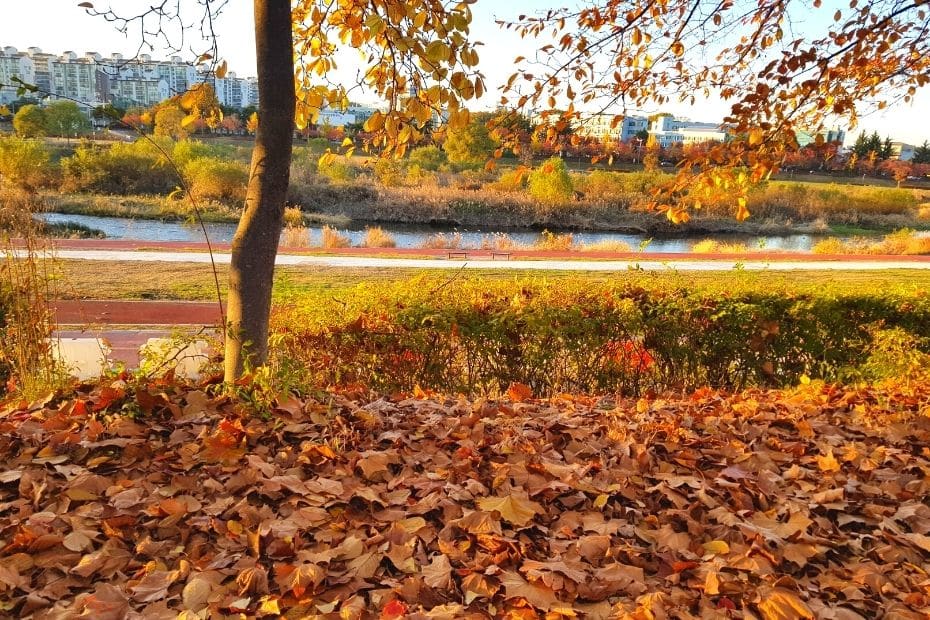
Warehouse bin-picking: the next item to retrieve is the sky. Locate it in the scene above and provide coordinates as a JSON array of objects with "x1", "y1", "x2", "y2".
[{"x1": 2, "y1": 0, "x2": 928, "y2": 146}]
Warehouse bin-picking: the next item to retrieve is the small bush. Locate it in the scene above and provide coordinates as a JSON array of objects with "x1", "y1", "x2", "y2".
[
  {"x1": 62, "y1": 141, "x2": 176, "y2": 194},
  {"x1": 0, "y1": 137, "x2": 54, "y2": 190},
  {"x1": 318, "y1": 156, "x2": 357, "y2": 183},
  {"x1": 691, "y1": 240, "x2": 748, "y2": 254},
  {"x1": 479, "y1": 233, "x2": 521, "y2": 251},
  {"x1": 373, "y1": 158, "x2": 406, "y2": 187},
  {"x1": 811, "y1": 238, "x2": 845, "y2": 255},
  {"x1": 408, "y1": 145, "x2": 446, "y2": 171},
  {"x1": 321, "y1": 225, "x2": 351, "y2": 248},
  {"x1": 528, "y1": 157, "x2": 573, "y2": 204},
  {"x1": 490, "y1": 169, "x2": 528, "y2": 193},
  {"x1": 362, "y1": 226, "x2": 396, "y2": 248},
  {"x1": 283, "y1": 206, "x2": 304, "y2": 228},
  {"x1": 535, "y1": 230, "x2": 574, "y2": 251},
  {"x1": 184, "y1": 157, "x2": 249, "y2": 203}
]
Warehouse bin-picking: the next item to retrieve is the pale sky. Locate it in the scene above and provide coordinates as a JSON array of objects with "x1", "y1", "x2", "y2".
[{"x1": 2, "y1": 0, "x2": 928, "y2": 146}]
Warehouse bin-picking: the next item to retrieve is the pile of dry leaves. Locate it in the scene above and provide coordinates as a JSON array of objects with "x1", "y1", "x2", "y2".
[{"x1": 1, "y1": 378, "x2": 929, "y2": 618}]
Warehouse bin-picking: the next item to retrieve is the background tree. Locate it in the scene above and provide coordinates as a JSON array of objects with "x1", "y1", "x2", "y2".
[
  {"x1": 500, "y1": 0, "x2": 930, "y2": 222},
  {"x1": 91, "y1": 103, "x2": 126, "y2": 126},
  {"x1": 880, "y1": 136, "x2": 894, "y2": 160},
  {"x1": 153, "y1": 105, "x2": 189, "y2": 140},
  {"x1": 911, "y1": 141, "x2": 930, "y2": 165},
  {"x1": 12, "y1": 104, "x2": 47, "y2": 138},
  {"x1": 443, "y1": 113, "x2": 497, "y2": 168},
  {"x1": 45, "y1": 100, "x2": 90, "y2": 139}
]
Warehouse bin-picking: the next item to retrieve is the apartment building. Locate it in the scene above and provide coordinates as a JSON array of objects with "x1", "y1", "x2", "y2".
[
  {"x1": 0, "y1": 46, "x2": 257, "y2": 109},
  {"x1": 795, "y1": 127, "x2": 846, "y2": 147}
]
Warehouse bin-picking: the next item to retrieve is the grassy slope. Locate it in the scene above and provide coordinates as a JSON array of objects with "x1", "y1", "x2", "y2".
[{"x1": 51, "y1": 260, "x2": 930, "y2": 301}]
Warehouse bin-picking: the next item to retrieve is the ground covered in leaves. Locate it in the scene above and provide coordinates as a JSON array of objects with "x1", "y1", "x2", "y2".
[{"x1": 1, "y1": 379, "x2": 930, "y2": 619}]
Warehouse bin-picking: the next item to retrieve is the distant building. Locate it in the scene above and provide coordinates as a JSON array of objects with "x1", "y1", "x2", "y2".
[
  {"x1": 649, "y1": 115, "x2": 728, "y2": 147},
  {"x1": 0, "y1": 46, "x2": 258, "y2": 109},
  {"x1": 795, "y1": 127, "x2": 846, "y2": 147},
  {"x1": 575, "y1": 114, "x2": 649, "y2": 142},
  {"x1": 890, "y1": 141, "x2": 915, "y2": 161}
]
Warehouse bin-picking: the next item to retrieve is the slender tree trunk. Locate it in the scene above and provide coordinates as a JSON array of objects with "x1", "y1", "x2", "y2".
[{"x1": 224, "y1": 0, "x2": 295, "y2": 381}]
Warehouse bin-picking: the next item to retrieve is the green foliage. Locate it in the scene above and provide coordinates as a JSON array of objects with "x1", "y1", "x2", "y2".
[
  {"x1": 861, "y1": 327, "x2": 930, "y2": 383},
  {"x1": 408, "y1": 145, "x2": 446, "y2": 171},
  {"x1": 154, "y1": 105, "x2": 189, "y2": 140},
  {"x1": 317, "y1": 155, "x2": 357, "y2": 183},
  {"x1": 528, "y1": 156, "x2": 573, "y2": 204},
  {"x1": 61, "y1": 141, "x2": 176, "y2": 195},
  {"x1": 44, "y1": 101, "x2": 90, "y2": 137},
  {"x1": 489, "y1": 168, "x2": 527, "y2": 192},
  {"x1": 12, "y1": 105, "x2": 47, "y2": 138},
  {"x1": 0, "y1": 137, "x2": 54, "y2": 190},
  {"x1": 443, "y1": 116, "x2": 497, "y2": 167},
  {"x1": 372, "y1": 158, "x2": 406, "y2": 187},
  {"x1": 913, "y1": 140, "x2": 930, "y2": 165},
  {"x1": 183, "y1": 157, "x2": 249, "y2": 204},
  {"x1": 272, "y1": 278, "x2": 930, "y2": 397}
]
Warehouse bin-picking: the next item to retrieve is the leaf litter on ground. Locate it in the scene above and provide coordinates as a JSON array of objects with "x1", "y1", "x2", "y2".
[{"x1": 0, "y1": 378, "x2": 929, "y2": 618}]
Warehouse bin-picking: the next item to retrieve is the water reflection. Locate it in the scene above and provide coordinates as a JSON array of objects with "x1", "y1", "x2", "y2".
[{"x1": 38, "y1": 212, "x2": 832, "y2": 253}]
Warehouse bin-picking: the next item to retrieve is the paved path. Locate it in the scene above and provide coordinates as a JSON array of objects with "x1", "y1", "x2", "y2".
[
  {"x1": 54, "y1": 300, "x2": 223, "y2": 326},
  {"x1": 35, "y1": 248, "x2": 930, "y2": 271}
]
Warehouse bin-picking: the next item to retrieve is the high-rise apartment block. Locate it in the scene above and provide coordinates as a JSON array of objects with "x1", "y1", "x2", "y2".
[{"x1": 0, "y1": 46, "x2": 258, "y2": 109}]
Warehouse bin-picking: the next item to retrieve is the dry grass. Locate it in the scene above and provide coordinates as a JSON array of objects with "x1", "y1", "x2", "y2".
[
  {"x1": 691, "y1": 239, "x2": 749, "y2": 254},
  {"x1": 283, "y1": 206, "x2": 304, "y2": 228},
  {"x1": 811, "y1": 229, "x2": 930, "y2": 256},
  {"x1": 362, "y1": 226, "x2": 397, "y2": 248},
  {"x1": 917, "y1": 203, "x2": 930, "y2": 222},
  {"x1": 281, "y1": 226, "x2": 311, "y2": 249},
  {"x1": 478, "y1": 233, "x2": 522, "y2": 251},
  {"x1": 534, "y1": 230, "x2": 574, "y2": 251},
  {"x1": 581, "y1": 240, "x2": 633, "y2": 253},
  {"x1": 420, "y1": 232, "x2": 463, "y2": 249},
  {"x1": 321, "y1": 225, "x2": 352, "y2": 249}
]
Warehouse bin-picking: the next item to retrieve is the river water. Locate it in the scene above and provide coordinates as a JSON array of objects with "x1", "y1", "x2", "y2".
[{"x1": 39, "y1": 212, "x2": 831, "y2": 253}]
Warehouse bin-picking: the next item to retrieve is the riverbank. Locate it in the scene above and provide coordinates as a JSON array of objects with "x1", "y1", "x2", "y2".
[{"x1": 41, "y1": 184, "x2": 930, "y2": 238}]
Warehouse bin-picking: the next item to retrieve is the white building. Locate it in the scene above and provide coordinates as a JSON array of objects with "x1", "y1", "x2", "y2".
[
  {"x1": 576, "y1": 113, "x2": 649, "y2": 142},
  {"x1": 891, "y1": 142, "x2": 915, "y2": 161},
  {"x1": 795, "y1": 127, "x2": 846, "y2": 147},
  {"x1": 0, "y1": 47, "x2": 35, "y2": 105},
  {"x1": 1, "y1": 46, "x2": 258, "y2": 109},
  {"x1": 649, "y1": 115, "x2": 728, "y2": 146}
]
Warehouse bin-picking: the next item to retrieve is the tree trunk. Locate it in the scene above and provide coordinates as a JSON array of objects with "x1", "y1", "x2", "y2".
[{"x1": 224, "y1": 0, "x2": 295, "y2": 381}]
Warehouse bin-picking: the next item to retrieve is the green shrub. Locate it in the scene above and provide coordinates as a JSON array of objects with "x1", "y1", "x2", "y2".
[
  {"x1": 408, "y1": 145, "x2": 446, "y2": 171},
  {"x1": 528, "y1": 157, "x2": 573, "y2": 204},
  {"x1": 490, "y1": 168, "x2": 527, "y2": 192},
  {"x1": 61, "y1": 141, "x2": 176, "y2": 194},
  {"x1": 0, "y1": 137, "x2": 54, "y2": 190},
  {"x1": 184, "y1": 157, "x2": 249, "y2": 203},
  {"x1": 271, "y1": 278, "x2": 930, "y2": 396},
  {"x1": 318, "y1": 156, "x2": 357, "y2": 183},
  {"x1": 373, "y1": 158, "x2": 406, "y2": 187}
]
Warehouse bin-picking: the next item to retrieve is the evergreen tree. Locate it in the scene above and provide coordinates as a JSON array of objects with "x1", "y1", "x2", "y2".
[
  {"x1": 880, "y1": 136, "x2": 894, "y2": 160},
  {"x1": 852, "y1": 132, "x2": 869, "y2": 158},
  {"x1": 912, "y1": 140, "x2": 930, "y2": 164},
  {"x1": 867, "y1": 131, "x2": 882, "y2": 156}
]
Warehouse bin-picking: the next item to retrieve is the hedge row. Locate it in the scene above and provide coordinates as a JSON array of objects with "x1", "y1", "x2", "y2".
[{"x1": 271, "y1": 279, "x2": 930, "y2": 396}]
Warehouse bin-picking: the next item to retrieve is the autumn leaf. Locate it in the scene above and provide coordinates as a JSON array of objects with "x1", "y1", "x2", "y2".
[
  {"x1": 757, "y1": 588, "x2": 814, "y2": 620},
  {"x1": 816, "y1": 449, "x2": 841, "y2": 473},
  {"x1": 506, "y1": 382, "x2": 534, "y2": 402},
  {"x1": 477, "y1": 493, "x2": 543, "y2": 527}
]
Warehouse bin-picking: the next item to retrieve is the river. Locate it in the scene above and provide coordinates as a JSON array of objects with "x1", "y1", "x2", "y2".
[{"x1": 38, "y1": 212, "x2": 832, "y2": 253}]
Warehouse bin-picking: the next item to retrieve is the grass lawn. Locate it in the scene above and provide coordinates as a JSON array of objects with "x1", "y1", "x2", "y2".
[{"x1": 50, "y1": 259, "x2": 930, "y2": 301}]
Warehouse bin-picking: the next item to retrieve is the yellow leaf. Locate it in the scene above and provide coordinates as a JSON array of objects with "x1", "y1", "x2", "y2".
[
  {"x1": 593, "y1": 494, "x2": 609, "y2": 509},
  {"x1": 477, "y1": 493, "x2": 543, "y2": 527},
  {"x1": 215, "y1": 60, "x2": 228, "y2": 79},
  {"x1": 341, "y1": 137, "x2": 353, "y2": 147},
  {"x1": 702, "y1": 540, "x2": 730, "y2": 555},
  {"x1": 816, "y1": 449, "x2": 841, "y2": 473},
  {"x1": 258, "y1": 596, "x2": 281, "y2": 615},
  {"x1": 757, "y1": 588, "x2": 814, "y2": 620},
  {"x1": 704, "y1": 571, "x2": 720, "y2": 595},
  {"x1": 748, "y1": 128, "x2": 764, "y2": 146}
]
